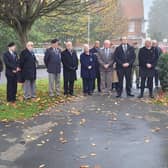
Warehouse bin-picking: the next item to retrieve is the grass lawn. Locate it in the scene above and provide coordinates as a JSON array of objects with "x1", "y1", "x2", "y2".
[{"x1": 0, "y1": 79, "x2": 82, "y2": 121}]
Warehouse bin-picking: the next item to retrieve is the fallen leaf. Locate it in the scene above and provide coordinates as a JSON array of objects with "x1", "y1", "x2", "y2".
[
  {"x1": 80, "y1": 165, "x2": 90, "y2": 168},
  {"x1": 41, "y1": 140, "x2": 45, "y2": 144},
  {"x1": 144, "y1": 137, "x2": 150, "y2": 143},
  {"x1": 112, "y1": 117, "x2": 117, "y2": 121},
  {"x1": 91, "y1": 143, "x2": 96, "y2": 147},
  {"x1": 125, "y1": 113, "x2": 130, "y2": 116},
  {"x1": 94, "y1": 165, "x2": 102, "y2": 168},
  {"x1": 151, "y1": 127, "x2": 160, "y2": 133},
  {"x1": 80, "y1": 155, "x2": 88, "y2": 159},
  {"x1": 39, "y1": 164, "x2": 45, "y2": 168},
  {"x1": 60, "y1": 131, "x2": 64, "y2": 135},
  {"x1": 90, "y1": 153, "x2": 96, "y2": 157},
  {"x1": 80, "y1": 118, "x2": 86, "y2": 125},
  {"x1": 48, "y1": 129, "x2": 52, "y2": 133}
]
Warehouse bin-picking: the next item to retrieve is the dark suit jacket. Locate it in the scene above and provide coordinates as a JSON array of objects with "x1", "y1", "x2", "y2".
[
  {"x1": 90, "y1": 47, "x2": 100, "y2": 77},
  {"x1": 0, "y1": 58, "x2": 3, "y2": 72},
  {"x1": 80, "y1": 52, "x2": 96, "y2": 79},
  {"x1": 20, "y1": 48, "x2": 37, "y2": 81},
  {"x1": 61, "y1": 49, "x2": 78, "y2": 81},
  {"x1": 114, "y1": 44, "x2": 136, "y2": 69},
  {"x1": 3, "y1": 51, "x2": 18, "y2": 77},
  {"x1": 139, "y1": 46, "x2": 159, "y2": 77},
  {"x1": 44, "y1": 47, "x2": 61, "y2": 74}
]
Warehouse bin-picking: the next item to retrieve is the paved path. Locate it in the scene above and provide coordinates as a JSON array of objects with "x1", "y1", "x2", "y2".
[{"x1": 0, "y1": 93, "x2": 168, "y2": 168}]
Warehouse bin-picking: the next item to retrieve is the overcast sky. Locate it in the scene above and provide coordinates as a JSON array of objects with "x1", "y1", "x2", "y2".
[{"x1": 144, "y1": 0, "x2": 154, "y2": 19}]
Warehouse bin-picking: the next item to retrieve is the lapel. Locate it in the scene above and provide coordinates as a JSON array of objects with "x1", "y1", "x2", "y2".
[
  {"x1": 126, "y1": 44, "x2": 130, "y2": 55},
  {"x1": 119, "y1": 45, "x2": 125, "y2": 57},
  {"x1": 120, "y1": 44, "x2": 130, "y2": 57},
  {"x1": 8, "y1": 51, "x2": 17, "y2": 61},
  {"x1": 67, "y1": 49, "x2": 73, "y2": 56}
]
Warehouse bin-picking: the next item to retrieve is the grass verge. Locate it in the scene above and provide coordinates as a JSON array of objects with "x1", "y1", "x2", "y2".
[
  {"x1": 154, "y1": 91, "x2": 168, "y2": 106},
  {"x1": 0, "y1": 79, "x2": 82, "y2": 121}
]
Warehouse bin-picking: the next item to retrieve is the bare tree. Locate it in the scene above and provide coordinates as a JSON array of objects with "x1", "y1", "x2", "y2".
[{"x1": 0, "y1": 0, "x2": 92, "y2": 46}]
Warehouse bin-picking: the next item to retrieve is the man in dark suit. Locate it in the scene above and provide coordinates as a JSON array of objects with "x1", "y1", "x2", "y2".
[
  {"x1": 61, "y1": 41, "x2": 78, "y2": 96},
  {"x1": 138, "y1": 38, "x2": 159, "y2": 98},
  {"x1": 114, "y1": 37, "x2": 136, "y2": 98},
  {"x1": 20, "y1": 41, "x2": 37, "y2": 99},
  {"x1": 44, "y1": 39, "x2": 61, "y2": 97},
  {"x1": 90, "y1": 41, "x2": 101, "y2": 92},
  {"x1": 3, "y1": 42, "x2": 19, "y2": 102}
]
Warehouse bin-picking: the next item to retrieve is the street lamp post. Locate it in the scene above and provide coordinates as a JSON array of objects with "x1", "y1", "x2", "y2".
[
  {"x1": 85, "y1": 0, "x2": 90, "y2": 45},
  {"x1": 87, "y1": 14, "x2": 90, "y2": 45}
]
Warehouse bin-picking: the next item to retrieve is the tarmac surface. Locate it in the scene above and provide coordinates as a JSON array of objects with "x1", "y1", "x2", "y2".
[{"x1": 0, "y1": 92, "x2": 168, "y2": 168}]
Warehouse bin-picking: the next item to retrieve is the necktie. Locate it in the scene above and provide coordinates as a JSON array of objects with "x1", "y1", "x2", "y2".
[
  {"x1": 12, "y1": 52, "x2": 15, "y2": 60},
  {"x1": 124, "y1": 45, "x2": 127, "y2": 54},
  {"x1": 55, "y1": 48, "x2": 58, "y2": 54},
  {"x1": 105, "y1": 48, "x2": 109, "y2": 59}
]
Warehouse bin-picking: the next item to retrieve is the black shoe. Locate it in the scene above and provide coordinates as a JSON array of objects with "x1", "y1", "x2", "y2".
[
  {"x1": 155, "y1": 86, "x2": 159, "y2": 90},
  {"x1": 127, "y1": 94, "x2": 135, "y2": 97},
  {"x1": 116, "y1": 95, "x2": 121, "y2": 98},
  {"x1": 69, "y1": 93, "x2": 74, "y2": 96},
  {"x1": 149, "y1": 95, "x2": 154, "y2": 99},
  {"x1": 88, "y1": 92, "x2": 92, "y2": 96},
  {"x1": 138, "y1": 94, "x2": 143, "y2": 98}
]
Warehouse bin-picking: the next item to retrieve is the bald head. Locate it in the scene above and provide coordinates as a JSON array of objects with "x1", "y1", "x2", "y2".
[
  {"x1": 104, "y1": 40, "x2": 111, "y2": 49},
  {"x1": 145, "y1": 38, "x2": 152, "y2": 48},
  {"x1": 26, "y1": 41, "x2": 34, "y2": 51},
  {"x1": 65, "y1": 41, "x2": 73, "y2": 50},
  {"x1": 152, "y1": 40, "x2": 158, "y2": 47},
  {"x1": 121, "y1": 36, "x2": 128, "y2": 45}
]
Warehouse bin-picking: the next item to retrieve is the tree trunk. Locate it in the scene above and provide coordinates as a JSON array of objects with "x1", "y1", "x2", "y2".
[
  {"x1": 14, "y1": 23, "x2": 30, "y2": 49},
  {"x1": 17, "y1": 29, "x2": 29, "y2": 49}
]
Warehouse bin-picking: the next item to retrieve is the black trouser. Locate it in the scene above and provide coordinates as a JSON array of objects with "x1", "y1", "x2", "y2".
[
  {"x1": 117, "y1": 67, "x2": 132, "y2": 96},
  {"x1": 83, "y1": 78, "x2": 94, "y2": 94},
  {"x1": 155, "y1": 69, "x2": 159, "y2": 87},
  {"x1": 93, "y1": 74, "x2": 101, "y2": 92},
  {"x1": 140, "y1": 76, "x2": 153, "y2": 95},
  {"x1": 112, "y1": 83, "x2": 119, "y2": 91},
  {"x1": 6, "y1": 75, "x2": 17, "y2": 102},
  {"x1": 64, "y1": 80, "x2": 74, "y2": 95}
]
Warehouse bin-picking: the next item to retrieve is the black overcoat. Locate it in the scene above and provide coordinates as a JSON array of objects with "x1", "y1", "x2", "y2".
[
  {"x1": 138, "y1": 46, "x2": 159, "y2": 77},
  {"x1": 19, "y1": 48, "x2": 37, "y2": 81},
  {"x1": 61, "y1": 49, "x2": 78, "y2": 81},
  {"x1": 90, "y1": 47, "x2": 100, "y2": 78}
]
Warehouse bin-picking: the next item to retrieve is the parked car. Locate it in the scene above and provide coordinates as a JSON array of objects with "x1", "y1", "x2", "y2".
[
  {"x1": 33, "y1": 48, "x2": 46, "y2": 68},
  {"x1": 74, "y1": 47, "x2": 83, "y2": 59}
]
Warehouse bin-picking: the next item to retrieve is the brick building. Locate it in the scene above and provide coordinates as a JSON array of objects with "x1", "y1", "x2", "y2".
[{"x1": 113, "y1": 0, "x2": 146, "y2": 45}]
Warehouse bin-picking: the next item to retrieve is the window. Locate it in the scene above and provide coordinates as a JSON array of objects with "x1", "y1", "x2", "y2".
[
  {"x1": 128, "y1": 21, "x2": 135, "y2": 33},
  {"x1": 141, "y1": 22, "x2": 145, "y2": 33}
]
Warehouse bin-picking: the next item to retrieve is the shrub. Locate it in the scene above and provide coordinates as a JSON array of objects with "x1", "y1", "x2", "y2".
[{"x1": 158, "y1": 54, "x2": 168, "y2": 91}]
